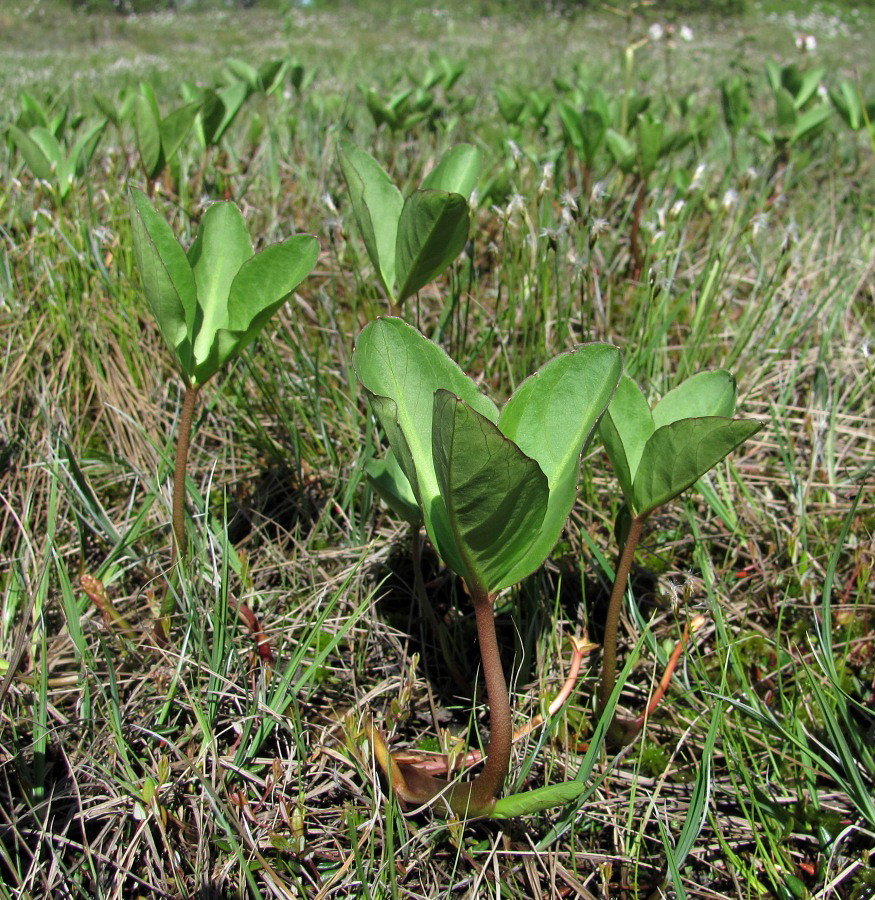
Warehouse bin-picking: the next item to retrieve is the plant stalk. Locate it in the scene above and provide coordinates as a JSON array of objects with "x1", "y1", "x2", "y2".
[
  {"x1": 598, "y1": 513, "x2": 645, "y2": 738},
  {"x1": 171, "y1": 383, "x2": 200, "y2": 566},
  {"x1": 465, "y1": 588, "x2": 512, "y2": 809},
  {"x1": 371, "y1": 586, "x2": 512, "y2": 817}
]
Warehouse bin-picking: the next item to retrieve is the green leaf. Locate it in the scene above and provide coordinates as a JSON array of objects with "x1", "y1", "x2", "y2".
[
  {"x1": 420, "y1": 143, "x2": 482, "y2": 199},
  {"x1": 225, "y1": 58, "x2": 260, "y2": 93},
  {"x1": 159, "y1": 100, "x2": 200, "y2": 161},
  {"x1": 365, "y1": 449, "x2": 423, "y2": 527},
  {"x1": 211, "y1": 81, "x2": 249, "y2": 144},
  {"x1": 395, "y1": 189, "x2": 470, "y2": 303},
  {"x1": 16, "y1": 91, "x2": 50, "y2": 130},
  {"x1": 338, "y1": 141, "x2": 403, "y2": 299},
  {"x1": 599, "y1": 374, "x2": 654, "y2": 504},
  {"x1": 187, "y1": 202, "x2": 253, "y2": 366},
  {"x1": 604, "y1": 128, "x2": 636, "y2": 174},
  {"x1": 497, "y1": 343, "x2": 622, "y2": 588},
  {"x1": 495, "y1": 85, "x2": 526, "y2": 124},
  {"x1": 68, "y1": 120, "x2": 107, "y2": 178},
  {"x1": 720, "y1": 75, "x2": 750, "y2": 132},
  {"x1": 790, "y1": 103, "x2": 832, "y2": 145},
  {"x1": 636, "y1": 113, "x2": 662, "y2": 179},
  {"x1": 8, "y1": 126, "x2": 55, "y2": 182},
  {"x1": 775, "y1": 88, "x2": 797, "y2": 131},
  {"x1": 632, "y1": 417, "x2": 762, "y2": 517},
  {"x1": 490, "y1": 782, "x2": 585, "y2": 819},
  {"x1": 192, "y1": 233, "x2": 318, "y2": 383},
  {"x1": 432, "y1": 391, "x2": 548, "y2": 594},
  {"x1": 133, "y1": 91, "x2": 163, "y2": 179},
  {"x1": 829, "y1": 80, "x2": 863, "y2": 131},
  {"x1": 353, "y1": 318, "x2": 498, "y2": 575},
  {"x1": 792, "y1": 66, "x2": 826, "y2": 109},
  {"x1": 129, "y1": 189, "x2": 198, "y2": 378},
  {"x1": 652, "y1": 369, "x2": 737, "y2": 428}
]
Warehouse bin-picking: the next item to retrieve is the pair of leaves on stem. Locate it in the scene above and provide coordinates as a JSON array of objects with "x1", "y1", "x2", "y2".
[
  {"x1": 338, "y1": 142, "x2": 480, "y2": 306},
  {"x1": 129, "y1": 189, "x2": 318, "y2": 387},
  {"x1": 599, "y1": 370, "x2": 762, "y2": 520},
  {"x1": 354, "y1": 318, "x2": 622, "y2": 596},
  {"x1": 8, "y1": 120, "x2": 106, "y2": 201}
]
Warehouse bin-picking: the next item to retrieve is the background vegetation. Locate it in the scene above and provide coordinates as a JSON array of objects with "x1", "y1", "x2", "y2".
[{"x1": 1, "y1": 0, "x2": 873, "y2": 897}]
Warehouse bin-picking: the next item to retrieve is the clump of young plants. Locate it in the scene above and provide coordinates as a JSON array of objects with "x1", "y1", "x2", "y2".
[
  {"x1": 597, "y1": 370, "x2": 762, "y2": 742},
  {"x1": 129, "y1": 189, "x2": 318, "y2": 624},
  {"x1": 338, "y1": 142, "x2": 481, "y2": 314},
  {"x1": 354, "y1": 317, "x2": 622, "y2": 818}
]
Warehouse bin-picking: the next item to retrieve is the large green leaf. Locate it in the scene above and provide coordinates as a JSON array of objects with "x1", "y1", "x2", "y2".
[
  {"x1": 497, "y1": 343, "x2": 621, "y2": 588},
  {"x1": 599, "y1": 374, "x2": 654, "y2": 503},
  {"x1": 187, "y1": 202, "x2": 253, "y2": 366},
  {"x1": 192, "y1": 233, "x2": 318, "y2": 384},
  {"x1": 432, "y1": 391, "x2": 548, "y2": 594},
  {"x1": 129, "y1": 188, "x2": 197, "y2": 377},
  {"x1": 632, "y1": 417, "x2": 762, "y2": 517},
  {"x1": 353, "y1": 318, "x2": 498, "y2": 574},
  {"x1": 651, "y1": 369, "x2": 736, "y2": 428},
  {"x1": 338, "y1": 141, "x2": 402, "y2": 299},
  {"x1": 395, "y1": 189, "x2": 470, "y2": 303},
  {"x1": 420, "y1": 143, "x2": 482, "y2": 199}
]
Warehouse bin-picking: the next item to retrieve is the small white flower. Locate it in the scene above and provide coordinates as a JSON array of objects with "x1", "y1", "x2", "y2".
[
  {"x1": 751, "y1": 212, "x2": 769, "y2": 239},
  {"x1": 670, "y1": 199, "x2": 685, "y2": 219},
  {"x1": 322, "y1": 192, "x2": 338, "y2": 214},
  {"x1": 648, "y1": 23, "x2": 664, "y2": 41},
  {"x1": 688, "y1": 162, "x2": 707, "y2": 192},
  {"x1": 505, "y1": 193, "x2": 526, "y2": 218},
  {"x1": 805, "y1": 34, "x2": 817, "y2": 51},
  {"x1": 539, "y1": 224, "x2": 566, "y2": 241},
  {"x1": 589, "y1": 217, "x2": 609, "y2": 238},
  {"x1": 590, "y1": 180, "x2": 607, "y2": 204},
  {"x1": 722, "y1": 188, "x2": 739, "y2": 211},
  {"x1": 560, "y1": 190, "x2": 578, "y2": 212},
  {"x1": 679, "y1": 24, "x2": 694, "y2": 42},
  {"x1": 537, "y1": 162, "x2": 554, "y2": 197},
  {"x1": 507, "y1": 139, "x2": 521, "y2": 164}
]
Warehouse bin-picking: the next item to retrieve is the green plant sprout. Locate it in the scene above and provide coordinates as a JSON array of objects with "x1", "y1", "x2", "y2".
[
  {"x1": 758, "y1": 60, "x2": 833, "y2": 166},
  {"x1": 129, "y1": 189, "x2": 318, "y2": 627},
  {"x1": 132, "y1": 82, "x2": 202, "y2": 189},
  {"x1": 338, "y1": 141, "x2": 481, "y2": 314},
  {"x1": 354, "y1": 317, "x2": 621, "y2": 818},
  {"x1": 597, "y1": 370, "x2": 762, "y2": 742},
  {"x1": 7, "y1": 119, "x2": 106, "y2": 203},
  {"x1": 13, "y1": 89, "x2": 74, "y2": 136}
]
